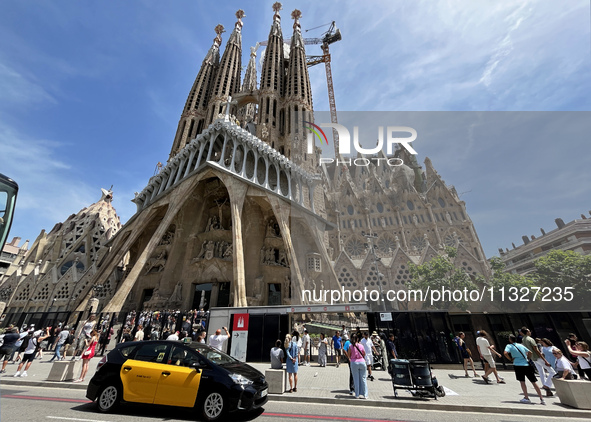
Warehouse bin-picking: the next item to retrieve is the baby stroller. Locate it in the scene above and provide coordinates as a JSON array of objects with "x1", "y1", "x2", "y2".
[
  {"x1": 372, "y1": 343, "x2": 385, "y2": 370},
  {"x1": 389, "y1": 359, "x2": 445, "y2": 400}
]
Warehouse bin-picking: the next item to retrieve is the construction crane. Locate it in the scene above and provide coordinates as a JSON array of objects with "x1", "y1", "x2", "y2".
[{"x1": 257, "y1": 21, "x2": 342, "y2": 158}]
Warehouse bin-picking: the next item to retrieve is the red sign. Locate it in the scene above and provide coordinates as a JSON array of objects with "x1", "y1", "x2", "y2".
[{"x1": 232, "y1": 313, "x2": 249, "y2": 332}]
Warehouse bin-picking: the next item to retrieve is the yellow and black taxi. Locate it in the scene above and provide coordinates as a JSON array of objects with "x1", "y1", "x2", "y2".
[{"x1": 86, "y1": 340, "x2": 268, "y2": 421}]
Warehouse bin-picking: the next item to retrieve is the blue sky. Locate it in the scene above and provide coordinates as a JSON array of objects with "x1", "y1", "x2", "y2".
[{"x1": 0, "y1": 0, "x2": 590, "y2": 258}]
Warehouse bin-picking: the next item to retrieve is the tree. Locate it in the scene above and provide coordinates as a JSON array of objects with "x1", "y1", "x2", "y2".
[
  {"x1": 533, "y1": 250, "x2": 591, "y2": 310},
  {"x1": 488, "y1": 257, "x2": 535, "y2": 312},
  {"x1": 408, "y1": 247, "x2": 479, "y2": 311}
]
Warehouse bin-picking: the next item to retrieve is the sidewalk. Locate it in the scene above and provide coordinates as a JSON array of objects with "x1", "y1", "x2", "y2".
[{"x1": 1, "y1": 355, "x2": 591, "y2": 419}]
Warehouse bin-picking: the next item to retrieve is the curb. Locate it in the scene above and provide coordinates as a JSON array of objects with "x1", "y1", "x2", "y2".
[
  {"x1": 3, "y1": 378, "x2": 591, "y2": 419},
  {"x1": 0, "y1": 379, "x2": 88, "y2": 390},
  {"x1": 267, "y1": 394, "x2": 591, "y2": 419}
]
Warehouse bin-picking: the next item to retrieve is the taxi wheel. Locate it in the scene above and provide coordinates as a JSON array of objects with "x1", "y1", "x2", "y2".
[
  {"x1": 97, "y1": 383, "x2": 121, "y2": 413},
  {"x1": 201, "y1": 391, "x2": 225, "y2": 421}
]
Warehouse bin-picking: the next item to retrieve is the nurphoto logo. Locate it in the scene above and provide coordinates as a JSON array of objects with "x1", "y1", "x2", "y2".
[{"x1": 305, "y1": 122, "x2": 418, "y2": 167}]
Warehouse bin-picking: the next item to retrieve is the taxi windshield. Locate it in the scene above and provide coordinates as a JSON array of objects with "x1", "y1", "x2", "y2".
[{"x1": 190, "y1": 343, "x2": 238, "y2": 365}]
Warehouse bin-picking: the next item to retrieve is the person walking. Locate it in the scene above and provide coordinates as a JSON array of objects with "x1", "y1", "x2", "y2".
[
  {"x1": 286, "y1": 331, "x2": 299, "y2": 393},
  {"x1": 331, "y1": 331, "x2": 342, "y2": 368},
  {"x1": 538, "y1": 338, "x2": 557, "y2": 394},
  {"x1": 49, "y1": 325, "x2": 70, "y2": 362},
  {"x1": 0, "y1": 327, "x2": 28, "y2": 374},
  {"x1": 520, "y1": 327, "x2": 552, "y2": 392},
  {"x1": 361, "y1": 332, "x2": 377, "y2": 381},
  {"x1": 454, "y1": 332, "x2": 479, "y2": 377},
  {"x1": 346, "y1": 334, "x2": 368, "y2": 399},
  {"x1": 317, "y1": 333, "x2": 328, "y2": 367},
  {"x1": 74, "y1": 329, "x2": 98, "y2": 383},
  {"x1": 341, "y1": 325, "x2": 349, "y2": 342},
  {"x1": 476, "y1": 330, "x2": 505, "y2": 384},
  {"x1": 504, "y1": 334, "x2": 546, "y2": 405},
  {"x1": 98, "y1": 326, "x2": 113, "y2": 356},
  {"x1": 14, "y1": 327, "x2": 50, "y2": 377}
]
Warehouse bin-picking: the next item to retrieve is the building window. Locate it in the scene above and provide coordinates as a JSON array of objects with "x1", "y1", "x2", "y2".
[{"x1": 307, "y1": 253, "x2": 321, "y2": 272}]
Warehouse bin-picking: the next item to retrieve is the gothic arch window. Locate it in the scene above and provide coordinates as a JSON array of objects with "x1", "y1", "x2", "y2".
[
  {"x1": 377, "y1": 236, "x2": 396, "y2": 254},
  {"x1": 345, "y1": 238, "x2": 365, "y2": 257},
  {"x1": 409, "y1": 235, "x2": 426, "y2": 252}
]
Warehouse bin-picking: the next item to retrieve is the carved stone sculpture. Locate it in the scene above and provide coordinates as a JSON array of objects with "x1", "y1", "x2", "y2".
[{"x1": 145, "y1": 251, "x2": 167, "y2": 274}]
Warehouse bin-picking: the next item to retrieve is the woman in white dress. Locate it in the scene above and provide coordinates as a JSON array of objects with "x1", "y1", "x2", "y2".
[{"x1": 318, "y1": 333, "x2": 328, "y2": 367}]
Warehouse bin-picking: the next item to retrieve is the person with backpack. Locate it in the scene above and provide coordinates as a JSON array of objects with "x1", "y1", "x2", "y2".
[
  {"x1": 62, "y1": 328, "x2": 75, "y2": 359},
  {"x1": 14, "y1": 327, "x2": 50, "y2": 377},
  {"x1": 504, "y1": 334, "x2": 546, "y2": 405},
  {"x1": 49, "y1": 326, "x2": 70, "y2": 362},
  {"x1": 0, "y1": 327, "x2": 28, "y2": 374}
]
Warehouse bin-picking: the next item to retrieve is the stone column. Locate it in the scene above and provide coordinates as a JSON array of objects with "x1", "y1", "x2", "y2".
[
  {"x1": 99, "y1": 176, "x2": 202, "y2": 314},
  {"x1": 0, "y1": 302, "x2": 6, "y2": 317},
  {"x1": 226, "y1": 181, "x2": 248, "y2": 307},
  {"x1": 267, "y1": 195, "x2": 305, "y2": 305}
]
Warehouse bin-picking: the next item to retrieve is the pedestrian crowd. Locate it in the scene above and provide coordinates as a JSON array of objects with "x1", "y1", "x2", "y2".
[
  {"x1": 453, "y1": 326, "x2": 591, "y2": 406},
  {"x1": 271, "y1": 324, "x2": 392, "y2": 399}
]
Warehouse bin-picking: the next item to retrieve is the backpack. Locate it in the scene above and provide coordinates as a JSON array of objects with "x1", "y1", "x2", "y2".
[{"x1": 65, "y1": 333, "x2": 74, "y2": 345}]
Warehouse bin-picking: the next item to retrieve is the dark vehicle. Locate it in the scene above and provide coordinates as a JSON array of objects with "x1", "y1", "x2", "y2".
[{"x1": 86, "y1": 340, "x2": 268, "y2": 421}]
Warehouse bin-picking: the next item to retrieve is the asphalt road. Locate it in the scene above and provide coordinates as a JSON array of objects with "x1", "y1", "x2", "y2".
[{"x1": 0, "y1": 385, "x2": 575, "y2": 422}]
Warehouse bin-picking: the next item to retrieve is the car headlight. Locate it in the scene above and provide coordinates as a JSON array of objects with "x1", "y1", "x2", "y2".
[{"x1": 229, "y1": 373, "x2": 253, "y2": 386}]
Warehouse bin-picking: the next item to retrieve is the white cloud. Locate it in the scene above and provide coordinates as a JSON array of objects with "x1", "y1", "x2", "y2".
[{"x1": 0, "y1": 121, "x2": 96, "y2": 242}]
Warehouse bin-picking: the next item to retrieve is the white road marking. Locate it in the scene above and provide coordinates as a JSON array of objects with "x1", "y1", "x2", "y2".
[
  {"x1": 47, "y1": 417, "x2": 111, "y2": 422},
  {"x1": 443, "y1": 386, "x2": 459, "y2": 396}
]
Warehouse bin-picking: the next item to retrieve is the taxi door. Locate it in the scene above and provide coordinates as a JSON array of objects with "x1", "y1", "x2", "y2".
[
  {"x1": 120, "y1": 343, "x2": 170, "y2": 404},
  {"x1": 153, "y1": 345, "x2": 202, "y2": 407}
]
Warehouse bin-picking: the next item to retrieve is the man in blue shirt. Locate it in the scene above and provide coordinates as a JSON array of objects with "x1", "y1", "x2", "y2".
[
  {"x1": 504, "y1": 334, "x2": 545, "y2": 405},
  {"x1": 331, "y1": 331, "x2": 342, "y2": 368}
]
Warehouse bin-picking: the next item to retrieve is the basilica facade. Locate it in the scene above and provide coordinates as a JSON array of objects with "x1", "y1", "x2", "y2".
[{"x1": 0, "y1": 4, "x2": 490, "y2": 321}]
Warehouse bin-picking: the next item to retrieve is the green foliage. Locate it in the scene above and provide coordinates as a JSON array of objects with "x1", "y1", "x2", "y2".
[
  {"x1": 407, "y1": 248, "x2": 478, "y2": 311},
  {"x1": 533, "y1": 250, "x2": 591, "y2": 305},
  {"x1": 489, "y1": 257, "x2": 534, "y2": 290}
]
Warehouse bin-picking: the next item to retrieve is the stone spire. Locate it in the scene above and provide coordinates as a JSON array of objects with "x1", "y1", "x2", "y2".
[
  {"x1": 237, "y1": 45, "x2": 258, "y2": 125},
  {"x1": 169, "y1": 25, "x2": 223, "y2": 159},
  {"x1": 257, "y1": 2, "x2": 285, "y2": 145},
  {"x1": 206, "y1": 10, "x2": 244, "y2": 126},
  {"x1": 286, "y1": 9, "x2": 315, "y2": 170}
]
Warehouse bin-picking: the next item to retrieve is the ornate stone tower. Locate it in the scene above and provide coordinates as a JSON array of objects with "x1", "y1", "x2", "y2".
[
  {"x1": 206, "y1": 10, "x2": 244, "y2": 126},
  {"x1": 0, "y1": 189, "x2": 123, "y2": 317},
  {"x1": 285, "y1": 9, "x2": 315, "y2": 170},
  {"x1": 169, "y1": 25, "x2": 223, "y2": 159},
  {"x1": 257, "y1": 2, "x2": 285, "y2": 146}
]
